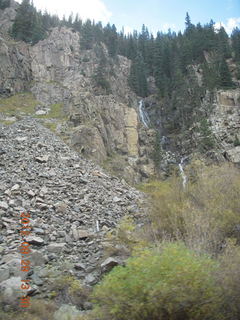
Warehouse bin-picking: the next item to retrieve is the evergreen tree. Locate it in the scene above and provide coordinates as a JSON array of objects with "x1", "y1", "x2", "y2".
[
  {"x1": 202, "y1": 61, "x2": 220, "y2": 91},
  {"x1": 185, "y1": 12, "x2": 195, "y2": 35},
  {"x1": 32, "y1": 11, "x2": 46, "y2": 44},
  {"x1": 218, "y1": 58, "x2": 234, "y2": 89},
  {"x1": 231, "y1": 27, "x2": 240, "y2": 62},
  {"x1": 129, "y1": 53, "x2": 148, "y2": 97},
  {"x1": 12, "y1": 0, "x2": 33, "y2": 42},
  {"x1": 11, "y1": 0, "x2": 45, "y2": 44},
  {"x1": 0, "y1": 0, "x2": 10, "y2": 10},
  {"x1": 217, "y1": 26, "x2": 231, "y2": 58},
  {"x1": 198, "y1": 119, "x2": 215, "y2": 151},
  {"x1": 104, "y1": 24, "x2": 118, "y2": 57},
  {"x1": 93, "y1": 46, "x2": 111, "y2": 94},
  {"x1": 81, "y1": 19, "x2": 94, "y2": 49},
  {"x1": 73, "y1": 14, "x2": 82, "y2": 32},
  {"x1": 126, "y1": 34, "x2": 137, "y2": 60}
]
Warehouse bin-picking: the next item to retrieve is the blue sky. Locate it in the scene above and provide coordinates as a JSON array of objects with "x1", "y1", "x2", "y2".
[
  {"x1": 103, "y1": 0, "x2": 240, "y2": 34},
  {"x1": 24, "y1": 0, "x2": 240, "y2": 34}
]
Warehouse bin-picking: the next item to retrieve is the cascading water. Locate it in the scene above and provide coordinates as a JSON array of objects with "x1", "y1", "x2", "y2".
[
  {"x1": 139, "y1": 100, "x2": 150, "y2": 128},
  {"x1": 178, "y1": 157, "x2": 187, "y2": 188}
]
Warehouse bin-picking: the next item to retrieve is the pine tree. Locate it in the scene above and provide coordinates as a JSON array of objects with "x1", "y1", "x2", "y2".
[
  {"x1": 73, "y1": 14, "x2": 82, "y2": 32},
  {"x1": 202, "y1": 61, "x2": 220, "y2": 91},
  {"x1": 129, "y1": 53, "x2": 148, "y2": 97},
  {"x1": 217, "y1": 27, "x2": 231, "y2": 58},
  {"x1": 12, "y1": 0, "x2": 33, "y2": 42},
  {"x1": 218, "y1": 58, "x2": 234, "y2": 89},
  {"x1": 185, "y1": 12, "x2": 194, "y2": 35},
  {"x1": 231, "y1": 27, "x2": 240, "y2": 62},
  {"x1": 81, "y1": 19, "x2": 94, "y2": 49},
  {"x1": 11, "y1": 0, "x2": 45, "y2": 44},
  {"x1": 199, "y1": 119, "x2": 215, "y2": 151},
  {"x1": 0, "y1": 0, "x2": 10, "y2": 9},
  {"x1": 31, "y1": 11, "x2": 46, "y2": 44},
  {"x1": 93, "y1": 46, "x2": 111, "y2": 94},
  {"x1": 104, "y1": 24, "x2": 118, "y2": 57},
  {"x1": 126, "y1": 35, "x2": 137, "y2": 60}
]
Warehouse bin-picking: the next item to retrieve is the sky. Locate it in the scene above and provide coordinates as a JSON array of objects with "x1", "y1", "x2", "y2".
[{"x1": 16, "y1": 0, "x2": 240, "y2": 35}]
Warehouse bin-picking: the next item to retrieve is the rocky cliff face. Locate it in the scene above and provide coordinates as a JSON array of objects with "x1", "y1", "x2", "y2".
[
  {"x1": 210, "y1": 90, "x2": 240, "y2": 163},
  {"x1": 29, "y1": 27, "x2": 155, "y2": 182},
  {"x1": 0, "y1": 8, "x2": 155, "y2": 182},
  {"x1": 1, "y1": 2, "x2": 240, "y2": 182}
]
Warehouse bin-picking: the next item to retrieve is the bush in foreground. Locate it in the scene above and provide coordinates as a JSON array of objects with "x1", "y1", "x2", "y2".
[
  {"x1": 139, "y1": 163, "x2": 240, "y2": 254},
  {"x1": 92, "y1": 242, "x2": 222, "y2": 320}
]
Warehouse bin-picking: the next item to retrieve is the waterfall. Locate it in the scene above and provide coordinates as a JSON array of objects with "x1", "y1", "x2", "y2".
[
  {"x1": 139, "y1": 100, "x2": 150, "y2": 128},
  {"x1": 178, "y1": 157, "x2": 187, "y2": 188}
]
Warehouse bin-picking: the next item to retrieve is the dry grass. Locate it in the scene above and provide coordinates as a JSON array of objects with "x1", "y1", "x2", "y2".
[
  {"x1": 0, "y1": 92, "x2": 39, "y2": 115},
  {"x1": 138, "y1": 162, "x2": 240, "y2": 255}
]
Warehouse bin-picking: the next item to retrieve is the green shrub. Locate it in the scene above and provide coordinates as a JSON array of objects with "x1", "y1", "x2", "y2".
[
  {"x1": 92, "y1": 242, "x2": 222, "y2": 320},
  {"x1": 48, "y1": 275, "x2": 91, "y2": 309},
  {"x1": 216, "y1": 240, "x2": 240, "y2": 319},
  {"x1": 0, "y1": 299, "x2": 57, "y2": 320},
  {"x1": 139, "y1": 163, "x2": 240, "y2": 254}
]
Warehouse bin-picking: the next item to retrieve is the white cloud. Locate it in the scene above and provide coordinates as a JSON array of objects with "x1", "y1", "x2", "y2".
[
  {"x1": 16, "y1": 0, "x2": 112, "y2": 23},
  {"x1": 215, "y1": 17, "x2": 240, "y2": 34}
]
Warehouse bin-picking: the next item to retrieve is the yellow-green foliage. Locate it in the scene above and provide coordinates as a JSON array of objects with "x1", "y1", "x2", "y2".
[
  {"x1": 104, "y1": 216, "x2": 149, "y2": 257},
  {"x1": 139, "y1": 163, "x2": 240, "y2": 254},
  {"x1": 42, "y1": 121, "x2": 58, "y2": 132},
  {"x1": 0, "y1": 92, "x2": 38, "y2": 115},
  {"x1": 37, "y1": 103, "x2": 65, "y2": 119},
  {"x1": 0, "y1": 299, "x2": 57, "y2": 320},
  {"x1": 216, "y1": 240, "x2": 240, "y2": 319},
  {"x1": 49, "y1": 275, "x2": 91, "y2": 308},
  {"x1": 92, "y1": 242, "x2": 222, "y2": 320},
  {"x1": 52, "y1": 275, "x2": 82, "y2": 293},
  {"x1": 0, "y1": 119, "x2": 16, "y2": 125}
]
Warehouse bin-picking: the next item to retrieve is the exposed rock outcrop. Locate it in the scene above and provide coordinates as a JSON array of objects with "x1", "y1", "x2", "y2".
[
  {"x1": 0, "y1": 16, "x2": 155, "y2": 182},
  {"x1": 210, "y1": 89, "x2": 240, "y2": 163}
]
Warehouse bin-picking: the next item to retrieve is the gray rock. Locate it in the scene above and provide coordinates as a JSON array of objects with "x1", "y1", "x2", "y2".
[
  {"x1": 29, "y1": 250, "x2": 45, "y2": 266},
  {"x1": 0, "y1": 267, "x2": 10, "y2": 282},
  {"x1": 226, "y1": 146, "x2": 240, "y2": 163},
  {"x1": 101, "y1": 257, "x2": 120, "y2": 272},
  {"x1": 0, "y1": 201, "x2": 8, "y2": 210},
  {"x1": 31, "y1": 273, "x2": 44, "y2": 286},
  {"x1": 53, "y1": 304, "x2": 82, "y2": 320},
  {"x1": 25, "y1": 236, "x2": 44, "y2": 245},
  {"x1": 0, "y1": 117, "x2": 142, "y2": 298},
  {"x1": 78, "y1": 230, "x2": 93, "y2": 239},
  {"x1": 5, "y1": 258, "x2": 21, "y2": 277},
  {"x1": 11, "y1": 184, "x2": 20, "y2": 191},
  {"x1": 74, "y1": 263, "x2": 86, "y2": 271},
  {"x1": 48, "y1": 243, "x2": 66, "y2": 253},
  {"x1": 35, "y1": 155, "x2": 49, "y2": 163},
  {"x1": 35, "y1": 110, "x2": 48, "y2": 115},
  {"x1": 27, "y1": 190, "x2": 35, "y2": 197},
  {"x1": 85, "y1": 273, "x2": 97, "y2": 285},
  {"x1": 33, "y1": 228, "x2": 45, "y2": 235},
  {"x1": 0, "y1": 277, "x2": 22, "y2": 304},
  {"x1": 113, "y1": 196, "x2": 122, "y2": 203}
]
